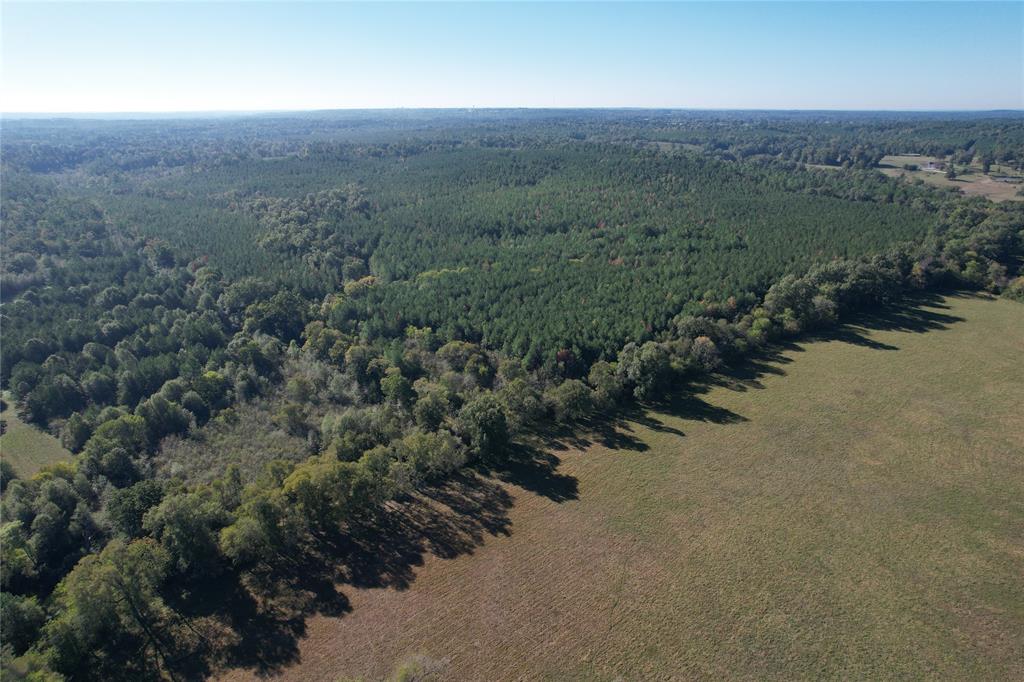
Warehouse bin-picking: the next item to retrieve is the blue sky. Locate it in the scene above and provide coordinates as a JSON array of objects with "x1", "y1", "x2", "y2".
[{"x1": 2, "y1": 2, "x2": 1021, "y2": 112}]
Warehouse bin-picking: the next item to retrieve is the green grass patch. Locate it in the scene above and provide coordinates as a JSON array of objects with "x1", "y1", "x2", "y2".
[
  {"x1": 260, "y1": 294, "x2": 1024, "y2": 681},
  {"x1": 1, "y1": 394, "x2": 72, "y2": 477},
  {"x1": 880, "y1": 155, "x2": 1023, "y2": 202}
]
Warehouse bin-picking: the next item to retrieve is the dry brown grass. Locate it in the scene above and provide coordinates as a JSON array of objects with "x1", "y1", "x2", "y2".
[{"x1": 219, "y1": 293, "x2": 1024, "y2": 681}]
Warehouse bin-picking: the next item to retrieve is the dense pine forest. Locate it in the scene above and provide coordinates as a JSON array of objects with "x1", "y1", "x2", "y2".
[{"x1": 2, "y1": 110, "x2": 1023, "y2": 680}]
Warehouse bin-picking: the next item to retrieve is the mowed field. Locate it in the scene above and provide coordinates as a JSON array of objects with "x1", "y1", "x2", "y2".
[
  {"x1": 0, "y1": 393, "x2": 71, "y2": 476},
  {"x1": 878, "y1": 155, "x2": 1023, "y2": 202},
  {"x1": 228, "y1": 293, "x2": 1024, "y2": 681}
]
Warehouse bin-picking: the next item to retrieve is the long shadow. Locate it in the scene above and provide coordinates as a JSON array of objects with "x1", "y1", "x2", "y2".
[
  {"x1": 700, "y1": 292, "x2": 968, "y2": 398},
  {"x1": 818, "y1": 326, "x2": 901, "y2": 351},
  {"x1": 690, "y1": 343, "x2": 798, "y2": 394},
  {"x1": 821, "y1": 291, "x2": 967, "y2": 337},
  {"x1": 592, "y1": 422, "x2": 651, "y2": 452},
  {"x1": 655, "y1": 393, "x2": 749, "y2": 425},
  {"x1": 622, "y1": 407, "x2": 688, "y2": 435},
  {"x1": 170, "y1": 471, "x2": 515, "y2": 678},
  {"x1": 342, "y1": 472, "x2": 514, "y2": 589},
  {"x1": 577, "y1": 291, "x2": 971, "y2": 448},
  {"x1": 801, "y1": 295, "x2": 966, "y2": 351},
  {"x1": 533, "y1": 409, "x2": 668, "y2": 455},
  {"x1": 192, "y1": 290, "x2": 973, "y2": 679},
  {"x1": 484, "y1": 445, "x2": 580, "y2": 503},
  {"x1": 164, "y1": 568, "x2": 325, "y2": 678}
]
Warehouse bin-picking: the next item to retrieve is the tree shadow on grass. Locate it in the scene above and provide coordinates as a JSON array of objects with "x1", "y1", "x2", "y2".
[
  {"x1": 170, "y1": 471, "x2": 515, "y2": 678},
  {"x1": 589, "y1": 291, "x2": 972, "y2": 444},
  {"x1": 810, "y1": 291, "x2": 967, "y2": 346},
  {"x1": 796, "y1": 296, "x2": 966, "y2": 352},
  {"x1": 703, "y1": 292, "x2": 968, "y2": 395},
  {"x1": 165, "y1": 569, "x2": 320, "y2": 678},
  {"x1": 342, "y1": 472, "x2": 514, "y2": 589},
  {"x1": 189, "y1": 291, "x2": 975, "y2": 679},
  {"x1": 591, "y1": 418, "x2": 652, "y2": 452},
  {"x1": 654, "y1": 393, "x2": 749, "y2": 425},
  {"x1": 484, "y1": 445, "x2": 580, "y2": 503},
  {"x1": 685, "y1": 343, "x2": 799, "y2": 394},
  {"x1": 817, "y1": 326, "x2": 902, "y2": 351},
  {"x1": 625, "y1": 408, "x2": 688, "y2": 435},
  {"x1": 533, "y1": 411, "x2": 658, "y2": 455}
]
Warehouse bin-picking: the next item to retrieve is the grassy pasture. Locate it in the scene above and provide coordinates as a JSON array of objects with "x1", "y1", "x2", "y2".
[
  {"x1": 879, "y1": 153, "x2": 941, "y2": 168},
  {"x1": 879, "y1": 155, "x2": 1023, "y2": 202},
  {"x1": 221, "y1": 293, "x2": 1024, "y2": 681},
  {"x1": 0, "y1": 393, "x2": 72, "y2": 477}
]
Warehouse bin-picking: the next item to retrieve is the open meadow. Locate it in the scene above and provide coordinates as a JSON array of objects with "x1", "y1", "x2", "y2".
[
  {"x1": 237, "y1": 292, "x2": 1024, "y2": 681},
  {"x1": 879, "y1": 155, "x2": 1023, "y2": 202},
  {"x1": 0, "y1": 393, "x2": 72, "y2": 477}
]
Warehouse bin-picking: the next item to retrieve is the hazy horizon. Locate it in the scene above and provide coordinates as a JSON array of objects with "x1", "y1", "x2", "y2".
[
  {"x1": 3, "y1": 2, "x2": 1021, "y2": 113},
  {"x1": 2, "y1": 106, "x2": 1024, "y2": 122}
]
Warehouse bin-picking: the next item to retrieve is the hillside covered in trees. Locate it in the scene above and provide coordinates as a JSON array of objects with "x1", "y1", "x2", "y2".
[{"x1": 2, "y1": 111, "x2": 1023, "y2": 680}]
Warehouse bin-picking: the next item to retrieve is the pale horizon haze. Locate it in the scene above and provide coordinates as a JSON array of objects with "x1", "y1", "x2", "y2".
[{"x1": 2, "y1": 1, "x2": 1022, "y2": 114}]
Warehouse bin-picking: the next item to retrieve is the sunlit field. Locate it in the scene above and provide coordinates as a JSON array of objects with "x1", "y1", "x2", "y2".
[
  {"x1": 879, "y1": 155, "x2": 1024, "y2": 202},
  {"x1": 241, "y1": 293, "x2": 1024, "y2": 681},
  {"x1": 0, "y1": 393, "x2": 72, "y2": 477}
]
